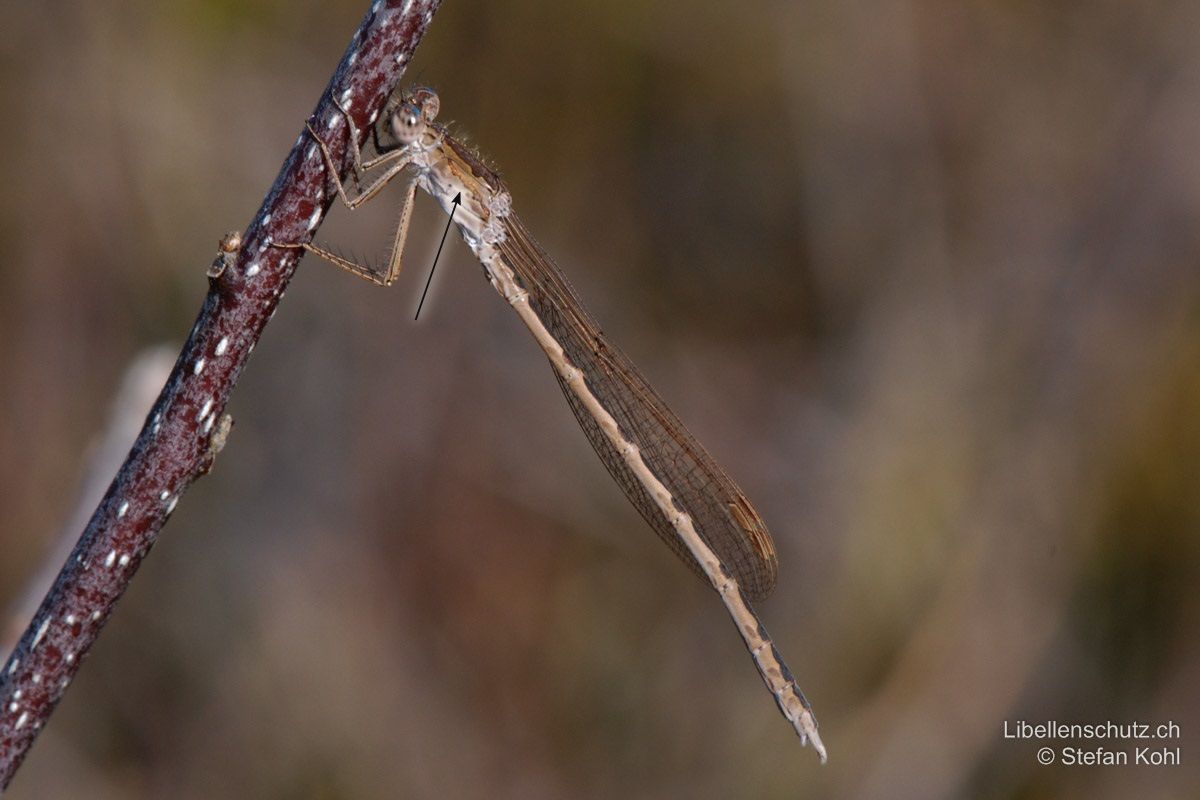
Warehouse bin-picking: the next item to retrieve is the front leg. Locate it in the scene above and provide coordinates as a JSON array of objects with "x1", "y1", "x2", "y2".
[
  {"x1": 327, "y1": 91, "x2": 416, "y2": 192},
  {"x1": 268, "y1": 94, "x2": 421, "y2": 286},
  {"x1": 306, "y1": 120, "x2": 411, "y2": 211}
]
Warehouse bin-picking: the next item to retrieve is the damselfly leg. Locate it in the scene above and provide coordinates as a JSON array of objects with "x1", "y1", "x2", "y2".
[{"x1": 271, "y1": 93, "x2": 422, "y2": 287}]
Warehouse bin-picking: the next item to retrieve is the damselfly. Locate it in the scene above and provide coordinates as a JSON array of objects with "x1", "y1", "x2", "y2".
[{"x1": 275, "y1": 86, "x2": 826, "y2": 761}]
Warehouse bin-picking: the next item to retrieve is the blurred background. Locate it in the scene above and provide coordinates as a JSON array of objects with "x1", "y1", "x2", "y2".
[{"x1": 1, "y1": 0, "x2": 1198, "y2": 797}]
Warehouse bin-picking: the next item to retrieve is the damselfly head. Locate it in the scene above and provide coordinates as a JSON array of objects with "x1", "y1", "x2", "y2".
[
  {"x1": 406, "y1": 86, "x2": 440, "y2": 121},
  {"x1": 390, "y1": 86, "x2": 440, "y2": 145}
]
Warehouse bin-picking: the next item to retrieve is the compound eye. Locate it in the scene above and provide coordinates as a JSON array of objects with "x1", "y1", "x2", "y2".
[
  {"x1": 393, "y1": 103, "x2": 424, "y2": 144},
  {"x1": 410, "y1": 88, "x2": 440, "y2": 122}
]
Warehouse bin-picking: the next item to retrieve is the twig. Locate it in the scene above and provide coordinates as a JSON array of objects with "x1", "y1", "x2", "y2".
[
  {"x1": 0, "y1": 0, "x2": 443, "y2": 790},
  {"x1": 1, "y1": 346, "x2": 175, "y2": 655}
]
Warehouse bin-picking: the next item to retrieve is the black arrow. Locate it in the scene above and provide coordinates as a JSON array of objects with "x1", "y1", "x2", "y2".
[{"x1": 414, "y1": 192, "x2": 461, "y2": 320}]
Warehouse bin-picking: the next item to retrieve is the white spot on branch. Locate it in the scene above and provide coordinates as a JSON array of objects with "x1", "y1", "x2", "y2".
[{"x1": 31, "y1": 618, "x2": 50, "y2": 650}]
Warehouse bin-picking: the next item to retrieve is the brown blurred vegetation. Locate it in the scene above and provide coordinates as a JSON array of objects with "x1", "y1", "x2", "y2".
[{"x1": 1, "y1": 1, "x2": 1198, "y2": 797}]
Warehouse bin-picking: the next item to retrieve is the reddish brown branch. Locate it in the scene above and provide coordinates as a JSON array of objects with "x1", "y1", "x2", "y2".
[{"x1": 0, "y1": 0, "x2": 443, "y2": 789}]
